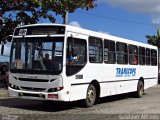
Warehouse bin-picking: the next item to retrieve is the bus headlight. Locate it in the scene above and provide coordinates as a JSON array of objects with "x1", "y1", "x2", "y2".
[
  {"x1": 48, "y1": 87, "x2": 63, "y2": 92},
  {"x1": 9, "y1": 83, "x2": 20, "y2": 90}
]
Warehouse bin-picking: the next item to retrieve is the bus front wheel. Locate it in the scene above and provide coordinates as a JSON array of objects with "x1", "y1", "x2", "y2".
[
  {"x1": 83, "y1": 84, "x2": 96, "y2": 107},
  {"x1": 135, "y1": 80, "x2": 144, "y2": 98}
]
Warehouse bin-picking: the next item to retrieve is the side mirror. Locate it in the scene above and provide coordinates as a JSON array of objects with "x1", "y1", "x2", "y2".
[
  {"x1": 1, "y1": 35, "x2": 12, "y2": 56},
  {"x1": 1, "y1": 43, "x2": 4, "y2": 55},
  {"x1": 7, "y1": 35, "x2": 12, "y2": 42}
]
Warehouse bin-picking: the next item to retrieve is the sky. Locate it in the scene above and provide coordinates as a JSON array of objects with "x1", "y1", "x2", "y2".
[
  {"x1": 66, "y1": 0, "x2": 160, "y2": 43},
  {"x1": 1, "y1": 0, "x2": 160, "y2": 62}
]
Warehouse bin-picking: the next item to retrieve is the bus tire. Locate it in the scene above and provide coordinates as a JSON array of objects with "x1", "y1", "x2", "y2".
[
  {"x1": 83, "y1": 84, "x2": 96, "y2": 107},
  {"x1": 135, "y1": 80, "x2": 144, "y2": 98}
]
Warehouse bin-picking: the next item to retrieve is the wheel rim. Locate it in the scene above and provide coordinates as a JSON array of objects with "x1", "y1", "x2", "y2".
[{"x1": 87, "y1": 88, "x2": 96, "y2": 104}]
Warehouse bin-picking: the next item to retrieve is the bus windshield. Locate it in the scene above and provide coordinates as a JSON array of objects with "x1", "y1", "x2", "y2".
[{"x1": 10, "y1": 37, "x2": 64, "y2": 75}]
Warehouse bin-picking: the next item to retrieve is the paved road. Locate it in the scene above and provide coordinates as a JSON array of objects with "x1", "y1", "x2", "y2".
[{"x1": 0, "y1": 85, "x2": 160, "y2": 120}]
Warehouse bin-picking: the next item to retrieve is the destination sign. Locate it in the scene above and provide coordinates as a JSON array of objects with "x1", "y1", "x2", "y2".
[
  {"x1": 31, "y1": 27, "x2": 64, "y2": 35},
  {"x1": 14, "y1": 26, "x2": 65, "y2": 36}
]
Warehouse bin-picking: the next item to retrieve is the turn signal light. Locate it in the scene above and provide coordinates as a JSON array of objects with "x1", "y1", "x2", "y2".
[{"x1": 48, "y1": 87, "x2": 64, "y2": 92}]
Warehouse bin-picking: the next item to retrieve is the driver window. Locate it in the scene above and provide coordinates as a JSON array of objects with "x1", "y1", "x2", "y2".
[
  {"x1": 66, "y1": 37, "x2": 87, "y2": 65},
  {"x1": 66, "y1": 37, "x2": 87, "y2": 76}
]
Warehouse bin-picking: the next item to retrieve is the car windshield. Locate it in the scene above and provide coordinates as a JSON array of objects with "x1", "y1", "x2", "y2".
[{"x1": 10, "y1": 37, "x2": 64, "y2": 75}]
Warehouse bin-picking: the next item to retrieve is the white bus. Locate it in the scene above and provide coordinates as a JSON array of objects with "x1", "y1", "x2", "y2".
[{"x1": 8, "y1": 24, "x2": 158, "y2": 107}]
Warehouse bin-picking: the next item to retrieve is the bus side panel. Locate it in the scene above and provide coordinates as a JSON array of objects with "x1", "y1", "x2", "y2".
[
  {"x1": 139, "y1": 66, "x2": 158, "y2": 89},
  {"x1": 69, "y1": 64, "x2": 107, "y2": 101},
  {"x1": 115, "y1": 65, "x2": 138, "y2": 94},
  {"x1": 100, "y1": 82, "x2": 116, "y2": 97},
  {"x1": 120, "y1": 80, "x2": 138, "y2": 94},
  {"x1": 70, "y1": 85, "x2": 88, "y2": 101}
]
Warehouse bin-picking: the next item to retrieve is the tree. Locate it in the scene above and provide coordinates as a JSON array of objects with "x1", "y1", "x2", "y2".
[
  {"x1": 146, "y1": 29, "x2": 160, "y2": 48},
  {"x1": 0, "y1": 0, "x2": 56, "y2": 43},
  {"x1": 40, "y1": 0, "x2": 96, "y2": 24},
  {"x1": 0, "y1": 0, "x2": 96, "y2": 42}
]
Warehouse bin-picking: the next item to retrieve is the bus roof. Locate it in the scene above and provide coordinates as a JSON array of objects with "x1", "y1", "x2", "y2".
[{"x1": 15, "y1": 23, "x2": 157, "y2": 49}]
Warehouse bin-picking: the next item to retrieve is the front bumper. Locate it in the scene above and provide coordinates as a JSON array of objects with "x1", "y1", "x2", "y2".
[{"x1": 8, "y1": 87, "x2": 66, "y2": 101}]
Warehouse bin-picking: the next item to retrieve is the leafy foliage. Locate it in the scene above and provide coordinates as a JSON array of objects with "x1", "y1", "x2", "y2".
[
  {"x1": 0, "y1": 0, "x2": 96, "y2": 42},
  {"x1": 146, "y1": 29, "x2": 160, "y2": 48}
]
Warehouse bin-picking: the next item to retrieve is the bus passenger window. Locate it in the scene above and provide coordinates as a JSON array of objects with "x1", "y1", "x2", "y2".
[
  {"x1": 129, "y1": 44, "x2": 138, "y2": 65},
  {"x1": 116, "y1": 42, "x2": 128, "y2": 64},
  {"x1": 139, "y1": 47, "x2": 145, "y2": 65},
  {"x1": 89, "y1": 37, "x2": 103, "y2": 63},
  {"x1": 151, "y1": 49, "x2": 157, "y2": 66},
  {"x1": 146, "y1": 48, "x2": 150, "y2": 65},
  {"x1": 104, "y1": 40, "x2": 116, "y2": 64}
]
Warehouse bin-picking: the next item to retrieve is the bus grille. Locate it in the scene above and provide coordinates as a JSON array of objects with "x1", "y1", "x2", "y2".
[
  {"x1": 21, "y1": 86, "x2": 46, "y2": 92},
  {"x1": 18, "y1": 78, "x2": 49, "y2": 82},
  {"x1": 20, "y1": 93, "x2": 45, "y2": 98}
]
